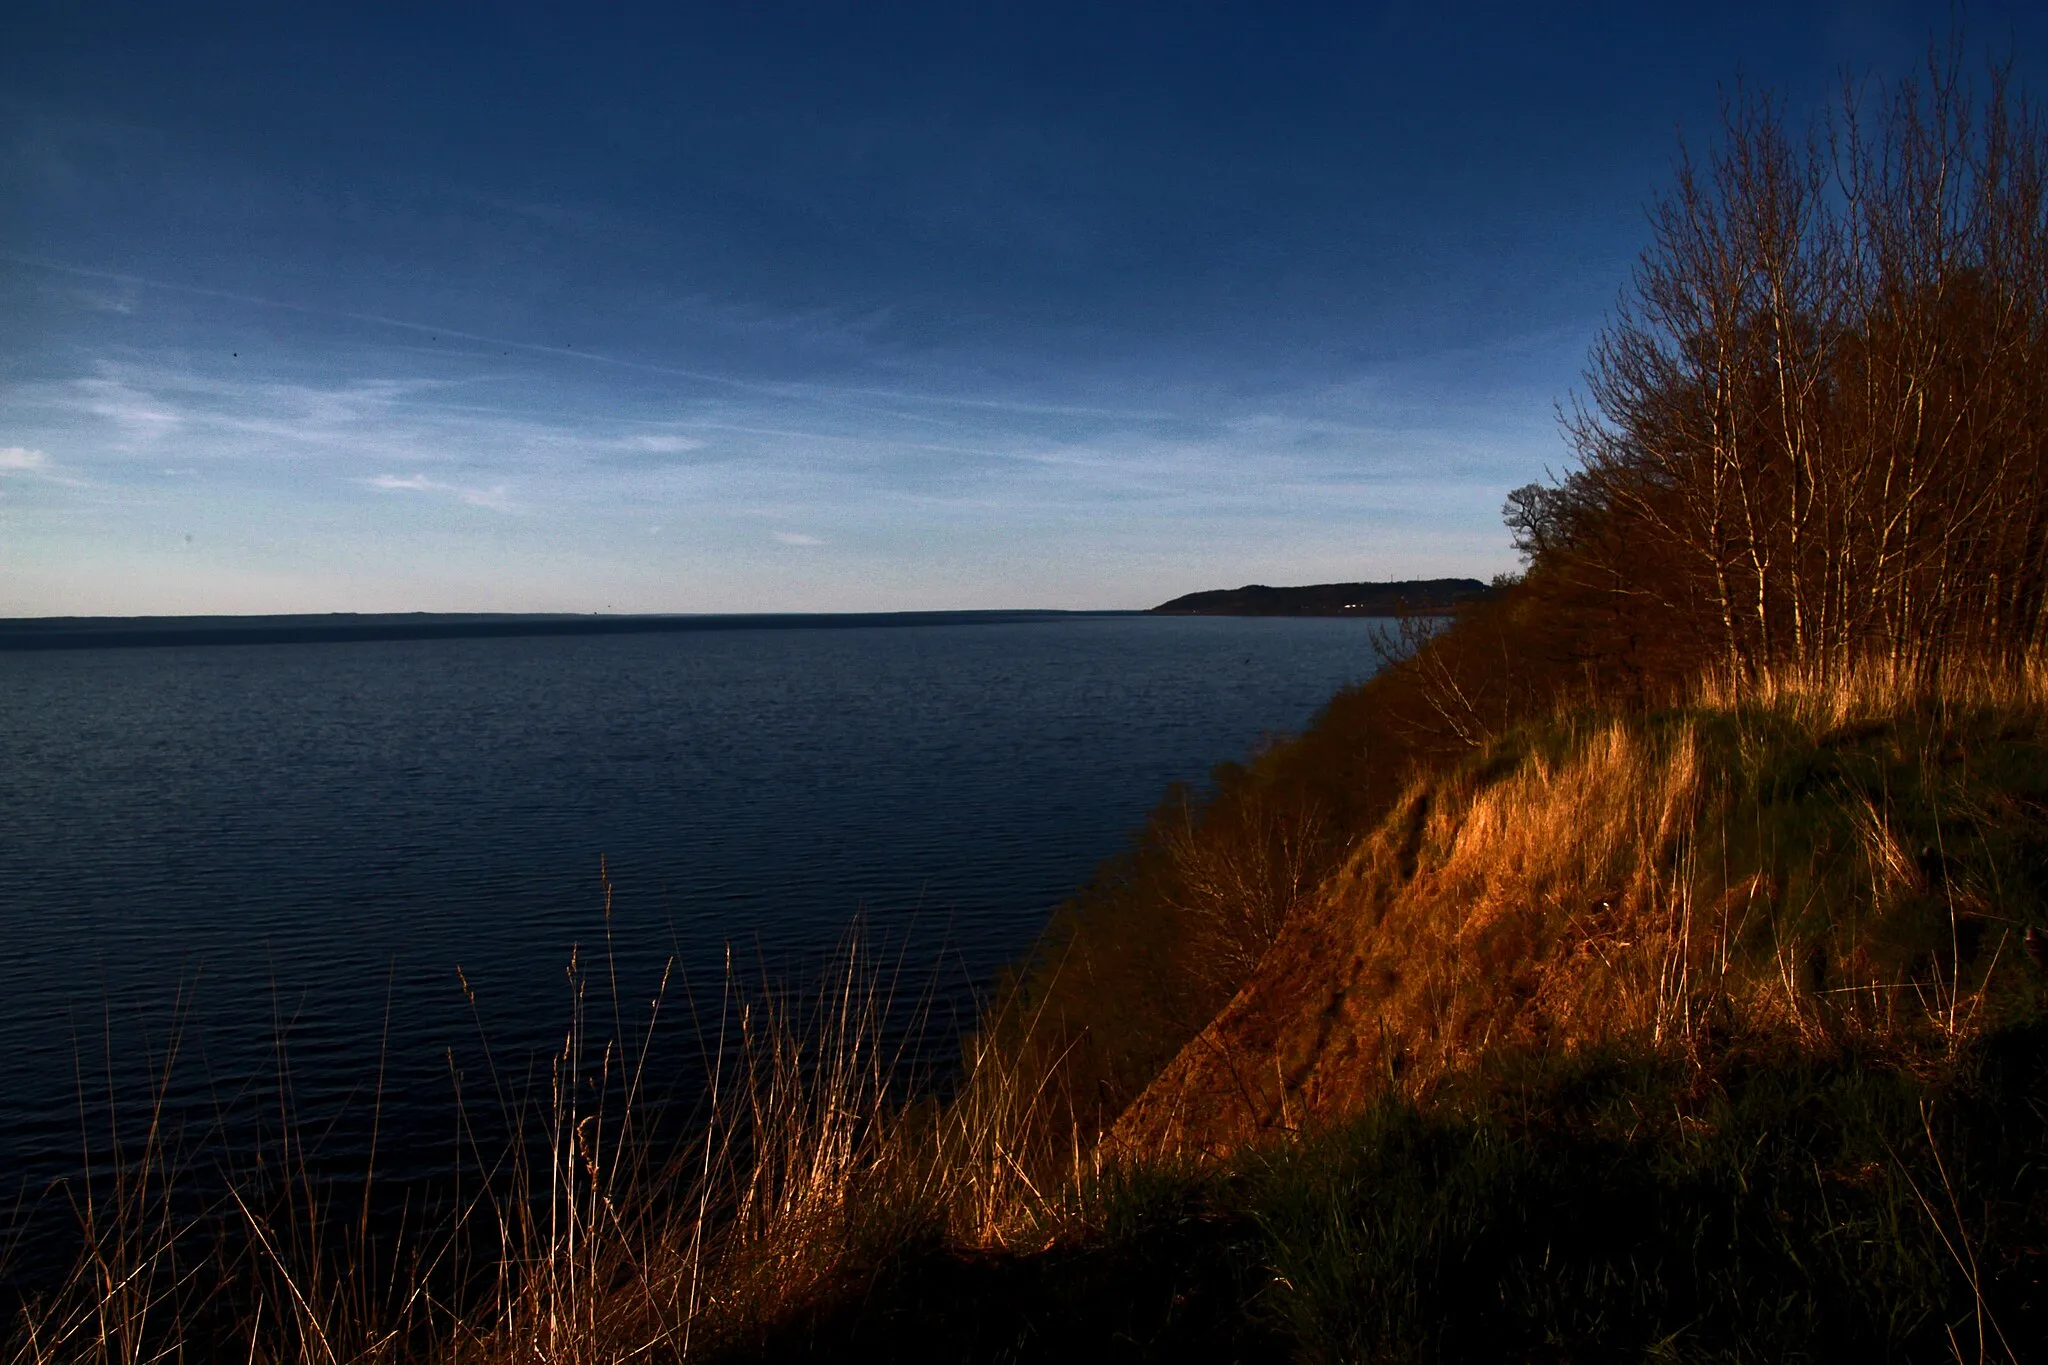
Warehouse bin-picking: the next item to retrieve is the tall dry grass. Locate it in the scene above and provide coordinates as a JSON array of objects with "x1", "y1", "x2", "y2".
[
  {"x1": 6, "y1": 918, "x2": 1100, "y2": 1364},
  {"x1": 1698, "y1": 652, "x2": 2048, "y2": 723},
  {"x1": 1112, "y1": 657, "x2": 2048, "y2": 1157},
  {"x1": 1384, "y1": 672, "x2": 2034, "y2": 1057},
  {"x1": 1450, "y1": 661, "x2": 2034, "y2": 1047}
]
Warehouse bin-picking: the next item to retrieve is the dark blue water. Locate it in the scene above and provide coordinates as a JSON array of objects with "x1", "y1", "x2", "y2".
[{"x1": 0, "y1": 614, "x2": 1382, "y2": 1213}]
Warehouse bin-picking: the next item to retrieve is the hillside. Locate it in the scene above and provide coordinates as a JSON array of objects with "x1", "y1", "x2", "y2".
[
  {"x1": 1113, "y1": 668, "x2": 2048, "y2": 1158},
  {"x1": 1150, "y1": 578, "x2": 1490, "y2": 616},
  {"x1": 739, "y1": 669, "x2": 2048, "y2": 1361}
]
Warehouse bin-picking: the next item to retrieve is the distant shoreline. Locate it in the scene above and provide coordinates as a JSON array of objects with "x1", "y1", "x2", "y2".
[
  {"x1": 0, "y1": 596, "x2": 1447, "y2": 651},
  {"x1": 1151, "y1": 577, "x2": 1492, "y2": 617},
  {"x1": 0, "y1": 609, "x2": 1144, "y2": 652}
]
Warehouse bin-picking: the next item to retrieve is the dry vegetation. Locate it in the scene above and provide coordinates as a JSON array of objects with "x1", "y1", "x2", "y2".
[
  {"x1": 1540, "y1": 55, "x2": 2048, "y2": 677},
  {"x1": 1114, "y1": 660, "x2": 2048, "y2": 1158}
]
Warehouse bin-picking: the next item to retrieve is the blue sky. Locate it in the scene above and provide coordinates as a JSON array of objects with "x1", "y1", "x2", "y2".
[{"x1": 4, "y1": 2, "x2": 2041, "y2": 615}]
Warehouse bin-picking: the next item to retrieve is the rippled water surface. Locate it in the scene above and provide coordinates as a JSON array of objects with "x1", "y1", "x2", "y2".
[{"x1": 1, "y1": 614, "x2": 1383, "y2": 1205}]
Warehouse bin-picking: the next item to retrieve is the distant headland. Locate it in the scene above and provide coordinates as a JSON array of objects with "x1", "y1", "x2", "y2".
[{"x1": 1150, "y1": 578, "x2": 1491, "y2": 617}]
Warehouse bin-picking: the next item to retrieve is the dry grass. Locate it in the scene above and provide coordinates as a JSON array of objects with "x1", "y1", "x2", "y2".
[
  {"x1": 1157, "y1": 788, "x2": 1329, "y2": 1002},
  {"x1": 6, "y1": 919, "x2": 1100, "y2": 1364},
  {"x1": 1347, "y1": 715, "x2": 1708, "y2": 1063},
  {"x1": 1699, "y1": 653, "x2": 2048, "y2": 724},
  {"x1": 1112, "y1": 658, "x2": 2048, "y2": 1155},
  {"x1": 1370, "y1": 660, "x2": 2041, "y2": 1060}
]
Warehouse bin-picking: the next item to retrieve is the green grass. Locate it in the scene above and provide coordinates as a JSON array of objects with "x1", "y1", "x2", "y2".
[
  {"x1": 1251, "y1": 1045, "x2": 2030, "y2": 1363},
  {"x1": 731, "y1": 1030, "x2": 2047, "y2": 1363}
]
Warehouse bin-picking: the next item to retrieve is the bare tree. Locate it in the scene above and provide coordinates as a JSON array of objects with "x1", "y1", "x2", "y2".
[{"x1": 1545, "y1": 53, "x2": 2048, "y2": 685}]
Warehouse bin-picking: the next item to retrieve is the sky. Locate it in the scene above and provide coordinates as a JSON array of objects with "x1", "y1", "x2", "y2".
[{"x1": 4, "y1": 2, "x2": 2043, "y2": 615}]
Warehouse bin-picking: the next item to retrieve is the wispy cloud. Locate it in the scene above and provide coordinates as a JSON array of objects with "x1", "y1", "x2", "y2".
[
  {"x1": 6, "y1": 255, "x2": 943, "y2": 415},
  {"x1": 0, "y1": 311, "x2": 1542, "y2": 613},
  {"x1": 77, "y1": 285, "x2": 140, "y2": 314},
  {"x1": 0, "y1": 446, "x2": 88, "y2": 486},
  {"x1": 4, "y1": 348, "x2": 1542, "y2": 529},
  {"x1": 12, "y1": 362, "x2": 551, "y2": 479},
  {"x1": 367, "y1": 472, "x2": 516, "y2": 512},
  {"x1": 597, "y1": 431, "x2": 711, "y2": 465},
  {"x1": 621, "y1": 434, "x2": 705, "y2": 454},
  {"x1": 73, "y1": 378, "x2": 182, "y2": 446}
]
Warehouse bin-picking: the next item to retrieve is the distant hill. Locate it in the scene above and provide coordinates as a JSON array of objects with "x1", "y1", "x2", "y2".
[{"x1": 1151, "y1": 578, "x2": 1491, "y2": 617}]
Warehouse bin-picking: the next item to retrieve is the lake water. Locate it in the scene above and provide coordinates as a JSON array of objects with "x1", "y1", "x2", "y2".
[{"x1": 0, "y1": 613, "x2": 1384, "y2": 1246}]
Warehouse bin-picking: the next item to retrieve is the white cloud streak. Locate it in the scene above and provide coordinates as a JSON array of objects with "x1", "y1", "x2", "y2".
[
  {"x1": 367, "y1": 472, "x2": 517, "y2": 512},
  {"x1": 0, "y1": 446, "x2": 89, "y2": 486},
  {"x1": 620, "y1": 433, "x2": 705, "y2": 454}
]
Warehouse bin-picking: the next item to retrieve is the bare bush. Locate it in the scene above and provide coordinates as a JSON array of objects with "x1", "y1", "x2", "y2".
[{"x1": 1552, "y1": 53, "x2": 2048, "y2": 684}]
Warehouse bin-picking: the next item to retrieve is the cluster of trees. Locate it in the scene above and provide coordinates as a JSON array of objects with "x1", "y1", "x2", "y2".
[{"x1": 1517, "y1": 58, "x2": 2048, "y2": 680}]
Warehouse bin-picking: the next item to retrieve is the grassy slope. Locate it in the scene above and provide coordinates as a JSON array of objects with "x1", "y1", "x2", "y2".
[
  {"x1": 977, "y1": 578, "x2": 1701, "y2": 1150},
  {"x1": 739, "y1": 669, "x2": 2048, "y2": 1362},
  {"x1": 1116, "y1": 669, "x2": 2048, "y2": 1155},
  {"x1": 753, "y1": 1039, "x2": 2046, "y2": 1362}
]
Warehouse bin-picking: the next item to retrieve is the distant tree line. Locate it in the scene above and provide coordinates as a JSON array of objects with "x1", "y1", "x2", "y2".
[{"x1": 1512, "y1": 53, "x2": 2047, "y2": 681}]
